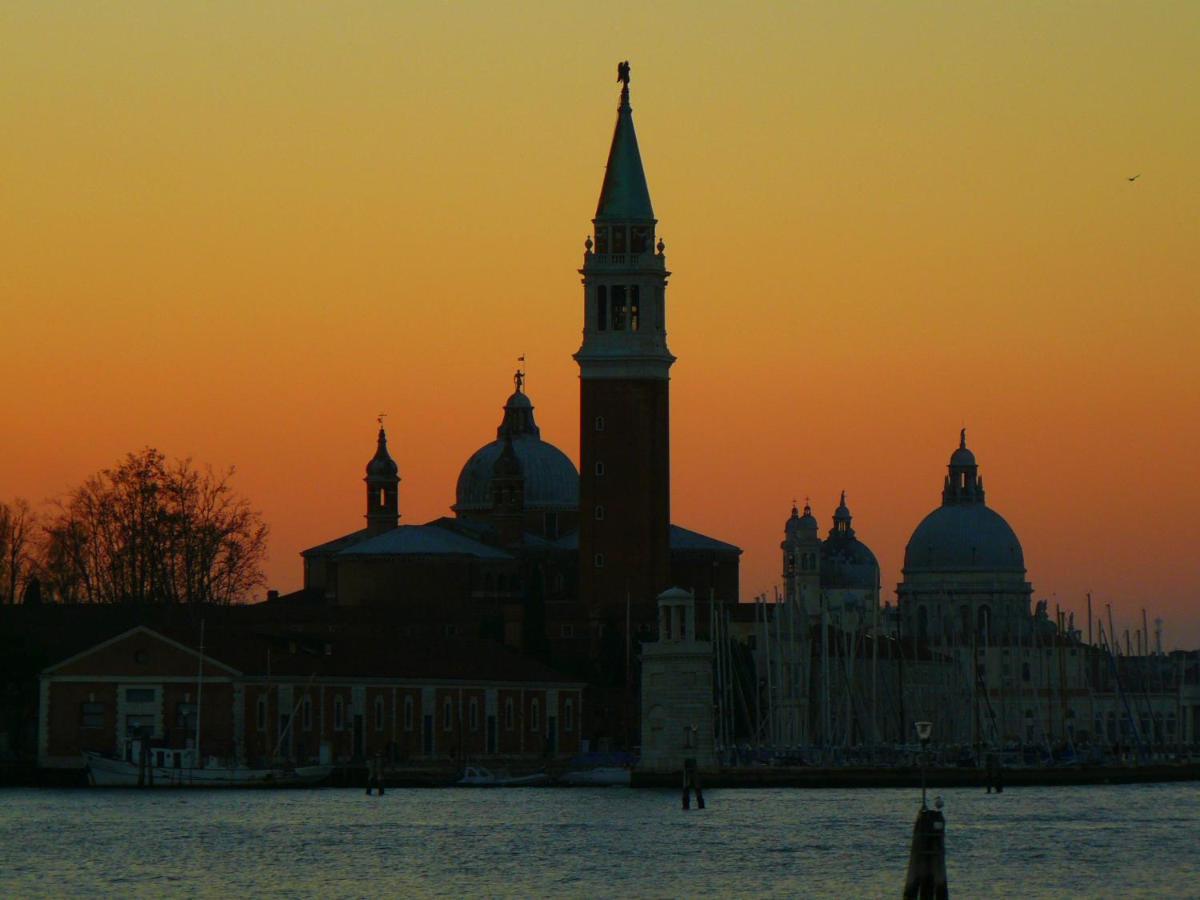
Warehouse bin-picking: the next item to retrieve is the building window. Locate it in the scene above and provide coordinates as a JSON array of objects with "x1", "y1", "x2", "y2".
[
  {"x1": 531, "y1": 698, "x2": 540, "y2": 733},
  {"x1": 597, "y1": 285, "x2": 608, "y2": 331},
  {"x1": 1022, "y1": 662, "x2": 1031, "y2": 683},
  {"x1": 302, "y1": 696, "x2": 313, "y2": 731},
  {"x1": 125, "y1": 715, "x2": 155, "y2": 739},
  {"x1": 595, "y1": 461, "x2": 605, "y2": 476},
  {"x1": 594, "y1": 553, "x2": 605, "y2": 568},
  {"x1": 403, "y1": 696, "x2": 414, "y2": 732},
  {"x1": 374, "y1": 696, "x2": 385, "y2": 732},
  {"x1": 443, "y1": 697, "x2": 453, "y2": 731},
  {"x1": 612, "y1": 225, "x2": 626, "y2": 254},
  {"x1": 594, "y1": 505, "x2": 605, "y2": 521},
  {"x1": 594, "y1": 416, "x2": 605, "y2": 432},
  {"x1": 126, "y1": 688, "x2": 155, "y2": 703},
  {"x1": 469, "y1": 698, "x2": 479, "y2": 732},
  {"x1": 655, "y1": 286, "x2": 664, "y2": 330},
  {"x1": 444, "y1": 624, "x2": 458, "y2": 637},
  {"x1": 560, "y1": 624, "x2": 574, "y2": 638},
  {"x1": 257, "y1": 695, "x2": 268, "y2": 732},
  {"x1": 80, "y1": 702, "x2": 105, "y2": 729},
  {"x1": 564, "y1": 699, "x2": 574, "y2": 733},
  {"x1": 334, "y1": 695, "x2": 345, "y2": 731},
  {"x1": 611, "y1": 285, "x2": 626, "y2": 330},
  {"x1": 504, "y1": 698, "x2": 515, "y2": 731},
  {"x1": 175, "y1": 703, "x2": 198, "y2": 732},
  {"x1": 629, "y1": 285, "x2": 640, "y2": 331}
]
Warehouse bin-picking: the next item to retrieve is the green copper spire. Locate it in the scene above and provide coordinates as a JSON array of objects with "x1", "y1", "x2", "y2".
[{"x1": 595, "y1": 61, "x2": 655, "y2": 222}]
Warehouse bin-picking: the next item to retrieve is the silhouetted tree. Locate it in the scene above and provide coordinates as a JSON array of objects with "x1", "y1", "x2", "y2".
[
  {"x1": 41, "y1": 448, "x2": 268, "y2": 604},
  {"x1": 0, "y1": 498, "x2": 35, "y2": 604}
]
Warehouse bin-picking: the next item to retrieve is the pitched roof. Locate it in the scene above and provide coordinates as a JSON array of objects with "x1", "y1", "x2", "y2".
[
  {"x1": 336, "y1": 524, "x2": 513, "y2": 560},
  {"x1": 301, "y1": 528, "x2": 372, "y2": 557},
  {"x1": 552, "y1": 523, "x2": 740, "y2": 555}
]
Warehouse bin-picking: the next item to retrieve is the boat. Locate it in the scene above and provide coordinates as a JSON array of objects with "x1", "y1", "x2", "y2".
[
  {"x1": 558, "y1": 766, "x2": 631, "y2": 786},
  {"x1": 456, "y1": 765, "x2": 549, "y2": 787},
  {"x1": 84, "y1": 745, "x2": 331, "y2": 788},
  {"x1": 558, "y1": 751, "x2": 635, "y2": 786}
]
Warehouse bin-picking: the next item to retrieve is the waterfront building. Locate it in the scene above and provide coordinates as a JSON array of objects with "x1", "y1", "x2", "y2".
[{"x1": 38, "y1": 625, "x2": 584, "y2": 771}]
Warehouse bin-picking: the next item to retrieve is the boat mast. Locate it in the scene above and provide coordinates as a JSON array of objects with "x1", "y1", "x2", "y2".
[{"x1": 195, "y1": 619, "x2": 205, "y2": 768}]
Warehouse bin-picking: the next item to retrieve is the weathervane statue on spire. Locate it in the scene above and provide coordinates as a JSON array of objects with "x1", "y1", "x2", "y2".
[{"x1": 617, "y1": 60, "x2": 630, "y2": 87}]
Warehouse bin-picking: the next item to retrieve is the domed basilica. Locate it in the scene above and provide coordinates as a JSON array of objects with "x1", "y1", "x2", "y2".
[{"x1": 897, "y1": 430, "x2": 1032, "y2": 644}]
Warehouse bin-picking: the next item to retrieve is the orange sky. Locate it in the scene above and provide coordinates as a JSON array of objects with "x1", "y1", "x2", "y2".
[{"x1": 3, "y1": 3, "x2": 1198, "y2": 646}]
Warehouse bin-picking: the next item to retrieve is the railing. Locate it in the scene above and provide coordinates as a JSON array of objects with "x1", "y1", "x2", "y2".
[{"x1": 585, "y1": 252, "x2": 665, "y2": 268}]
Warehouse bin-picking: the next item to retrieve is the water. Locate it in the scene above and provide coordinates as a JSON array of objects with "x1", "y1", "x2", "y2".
[{"x1": 2, "y1": 784, "x2": 1198, "y2": 897}]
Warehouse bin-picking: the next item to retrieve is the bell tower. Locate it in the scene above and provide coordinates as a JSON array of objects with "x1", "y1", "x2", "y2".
[
  {"x1": 576, "y1": 62, "x2": 674, "y2": 627},
  {"x1": 365, "y1": 423, "x2": 400, "y2": 535}
]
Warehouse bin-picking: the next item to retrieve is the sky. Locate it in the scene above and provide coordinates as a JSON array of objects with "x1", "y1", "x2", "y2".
[{"x1": 2, "y1": 2, "x2": 1198, "y2": 646}]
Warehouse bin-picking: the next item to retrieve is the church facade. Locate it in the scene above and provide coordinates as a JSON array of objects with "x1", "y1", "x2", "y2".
[{"x1": 285, "y1": 69, "x2": 741, "y2": 746}]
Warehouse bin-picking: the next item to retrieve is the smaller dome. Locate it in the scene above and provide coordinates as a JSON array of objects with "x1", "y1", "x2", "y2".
[
  {"x1": 950, "y1": 428, "x2": 976, "y2": 468},
  {"x1": 785, "y1": 502, "x2": 819, "y2": 537},
  {"x1": 365, "y1": 427, "x2": 399, "y2": 480},
  {"x1": 833, "y1": 490, "x2": 852, "y2": 522}
]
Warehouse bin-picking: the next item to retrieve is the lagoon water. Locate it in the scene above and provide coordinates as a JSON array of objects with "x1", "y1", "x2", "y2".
[{"x1": 2, "y1": 784, "x2": 1198, "y2": 898}]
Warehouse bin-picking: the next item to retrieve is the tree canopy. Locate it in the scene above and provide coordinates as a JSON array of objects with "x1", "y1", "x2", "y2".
[{"x1": 34, "y1": 448, "x2": 269, "y2": 605}]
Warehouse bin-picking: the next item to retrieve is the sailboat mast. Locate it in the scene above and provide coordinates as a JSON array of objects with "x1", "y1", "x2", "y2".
[{"x1": 195, "y1": 620, "x2": 205, "y2": 767}]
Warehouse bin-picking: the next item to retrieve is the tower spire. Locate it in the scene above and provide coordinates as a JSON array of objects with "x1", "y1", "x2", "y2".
[{"x1": 595, "y1": 61, "x2": 654, "y2": 222}]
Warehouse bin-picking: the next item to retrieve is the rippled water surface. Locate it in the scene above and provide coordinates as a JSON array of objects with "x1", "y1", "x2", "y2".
[{"x1": 2, "y1": 784, "x2": 1198, "y2": 897}]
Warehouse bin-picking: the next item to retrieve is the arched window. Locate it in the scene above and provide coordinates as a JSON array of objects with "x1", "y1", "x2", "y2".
[
  {"x1": 504, "y1": 697, "x2": 515, "y2": 731},
  {"x1": 597, "y1": 285, "x2": 608, "y2": 331},
  {"x1": 917, "y1": 606, "x2": 929, "y2": 642},
  {"x1": 564, "y1": 698, "x2": 574, "y2": 733},
  {"x1": 468, "y1": 698, "x2": 479, "y2": 732},
  {"x1": 333, "y1": 695, "x2": 345, "y2": 731},
  {"x1": 256, "y1": 694, "x2": 267, "y2": 732}
]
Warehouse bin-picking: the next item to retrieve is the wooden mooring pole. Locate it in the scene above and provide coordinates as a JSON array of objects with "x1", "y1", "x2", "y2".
[
  {"x1": 903, "y1": 802, "x2": 949, "y2": 899},
  {"x1": 366, "y1": 753, "x2": 385, "y2": 796},
  {"x1": 681, "y1": 758, "x2": 705, "y2": 810}
]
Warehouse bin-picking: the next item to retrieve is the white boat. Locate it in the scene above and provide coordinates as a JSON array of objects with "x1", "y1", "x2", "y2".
[
  {"x1": 558, "y1": 766, "x2": 632, "y2": 786},
  {"x1": 84, "y1": 747, "x2": 331, "y2": 788},
  {"x1": 456, "y1": 765, "x2": 549, "y2": 787}
]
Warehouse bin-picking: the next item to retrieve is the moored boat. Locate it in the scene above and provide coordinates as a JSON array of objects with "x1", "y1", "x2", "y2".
[
  {"x1": 456, "y1": 765, "x2": 549, "y2": 787},
  {"x1": 84, "y1": 747, "x2": 331, "y2": 788},
  {"x1": 558, "y1": 766, "x2": 632, "y2": 786}
]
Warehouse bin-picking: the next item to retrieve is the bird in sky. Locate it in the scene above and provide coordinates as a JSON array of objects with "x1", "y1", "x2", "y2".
[{"x1": 1128, "y1": 174, "x2": 1141, "y2": 182}]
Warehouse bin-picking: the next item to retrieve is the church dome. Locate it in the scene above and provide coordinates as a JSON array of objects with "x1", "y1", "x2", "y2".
[
  {"x1": 454, "y1": 375, "x2": 579, "y2": 514},
  {"x1": 903, "y1": 432, "x2": 1025, "y2": 575},
  {"x1": 903, "y1": 504, "x2": 1024, "y2": 574},
  {"x1": 821, "y1": 493, "x2": 880, "y2": 590}
]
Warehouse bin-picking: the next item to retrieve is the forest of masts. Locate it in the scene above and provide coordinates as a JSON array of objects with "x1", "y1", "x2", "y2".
[{"x1": 706, "y1": 588, "x2": 1196, "y2": 765}]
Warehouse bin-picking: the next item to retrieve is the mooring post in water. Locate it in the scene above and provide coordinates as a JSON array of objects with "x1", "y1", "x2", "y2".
[
  {"x1": 681, "y1": 757, "x2": 705, "y2": 810},
  {"x1": 985, "y1": 752, "x2": 1003, "y2": 794},
  {"x1": 366, "y1": 753, "x2": 384, "y2": 796},
  {"x1": 903, "y1": 797, "x2": 949, "y2": 900}
]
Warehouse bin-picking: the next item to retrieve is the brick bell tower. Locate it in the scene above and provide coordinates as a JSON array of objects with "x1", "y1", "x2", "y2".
[{"x1": 576, "y1": 61, "x2": 674, "y2": 633}]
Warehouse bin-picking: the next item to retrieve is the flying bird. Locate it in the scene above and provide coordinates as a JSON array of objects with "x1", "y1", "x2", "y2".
[{"x1": 1128, "y1": 174, "x2": 1140, "y2": 182}]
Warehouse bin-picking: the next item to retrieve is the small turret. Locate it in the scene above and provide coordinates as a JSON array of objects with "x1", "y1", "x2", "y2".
[{"x1": 365, "y1": 423, "x2": 400, "y2": 534}]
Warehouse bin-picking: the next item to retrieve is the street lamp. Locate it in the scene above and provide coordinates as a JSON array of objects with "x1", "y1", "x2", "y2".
[{"x1": 915, "y1": 721, "x2": 933, "y2": 808}]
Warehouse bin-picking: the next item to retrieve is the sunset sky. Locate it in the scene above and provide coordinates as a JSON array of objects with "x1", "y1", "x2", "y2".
[{"x1": 3, "y1": 3, "x2": 1198, "y2": 645}]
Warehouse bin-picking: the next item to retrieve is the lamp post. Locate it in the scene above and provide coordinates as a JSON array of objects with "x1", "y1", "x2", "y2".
[{"x1": 915, "y1": 721, "x2": 933, "y2": 808}]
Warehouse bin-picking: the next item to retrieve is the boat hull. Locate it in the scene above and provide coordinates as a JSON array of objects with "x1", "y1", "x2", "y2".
[{"x1": 84, "y1": 752, "x2": 331, "y2": 788}]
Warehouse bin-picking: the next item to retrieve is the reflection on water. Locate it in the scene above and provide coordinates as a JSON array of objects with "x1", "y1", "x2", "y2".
[{"x1": 2, "y1": 784, "x2": 1198, "y2": 898}]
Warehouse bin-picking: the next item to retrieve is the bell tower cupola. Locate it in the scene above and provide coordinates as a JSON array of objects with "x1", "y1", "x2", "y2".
[
  {"x1": 942, "y1": 429, "x2": 985, "y2": 506},
  {"x1": 365, "y1": 421, "x2": 400, "y2": 534}
]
